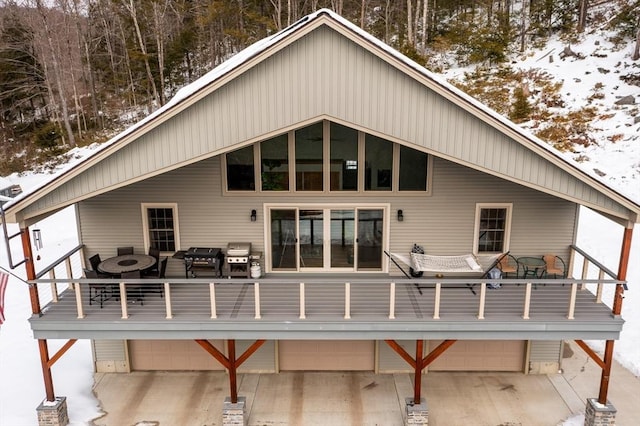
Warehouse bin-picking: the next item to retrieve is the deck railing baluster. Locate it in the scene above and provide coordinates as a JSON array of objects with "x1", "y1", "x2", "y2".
[
  {"x1": 165, "y1": 282, "x2": 172, "y2": 319},
  {"x1": 255, "y1": 282, "x2": 261, "y2": 319},
  {"x1": 596, "y1": 270, "x2": 605, "y2": 303},
  {"x1": 210, "y1": 282, "x2": 216, "y2": 319},
  {"x1": 344, "y1": 282, "x2": 351, "y2": 319},
  {"x1": 523, "y1": 282, "x2": 532, "y2": 319},
  {"x1": 389, "y1": 282, "x2": 395, "y2": 319},
  {"x1": 433, "y1": 282, "x2": 441, "y2": 319},
  {"x1": 568, "y1": 283, "x2": 578, "y2": 319},
  {"x1": 299, "y1": 283, "x2": 305, "y2": 319},
  {"x1": 477, "y1": 283, "x2": 486, "y2": 319},
  {"x1": 120, "y1": 282, "x2": 128, "y2": 319},
  {"x1": 74, "y1": 282, "x2": 84, "y2": 319},
  {"x1": 49, "y1": 269, "x2": 58, "y2": 303}
]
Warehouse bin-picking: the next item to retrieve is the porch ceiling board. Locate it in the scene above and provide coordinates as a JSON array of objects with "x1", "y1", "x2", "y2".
[
  {"x1": 7, "y1": 16, "x2": 639, "y2": 225},
  {"x1": 29, "y1": 281, "x2": 623, "y2": 341}
]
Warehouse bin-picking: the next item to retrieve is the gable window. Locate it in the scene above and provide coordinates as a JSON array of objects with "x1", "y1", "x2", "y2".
[
  {"x1": 330, "y1": 122, "x2": 358, "y2": 191},
  {"x1": 399, "y1": 145, "x2": 428, "y2": 191},
  {"x1": 261, "y1": 134, "x2": 289, "y2": 191},
  {"x1": 295, "y1": 122, "x2": 324, "y2": 191},
  {"x1": 224, "y1": 120, "x2": 431, "y2": 195},
  {"x1": 474, "y1": 204, "x2": 512, "y2": 254},
  {"x1": 365, "y1": 134, "x2": 393, "y2": 191},
  {"x1": 142, "y1": 204, "x2": 180, "y2": 253},
  {"x1": 226, "y1": 145, "x2": 255, "y2": 190}
]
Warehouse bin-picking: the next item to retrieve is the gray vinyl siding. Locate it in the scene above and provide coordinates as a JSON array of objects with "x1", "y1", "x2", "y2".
[
  {"x1": 22, "y1": 25, "x2": 634, "y2": 222},
  {"x1": 93, "y1": 340, "x2": 126, "y2": 361},
  {"x1": 77, "y1": 155, "x2": 576, "y2": 279},
  {"x1": 378, "y1": 340, "x2": 415, "y2": 373},
  {"x1": 237, "y1": 340, "x2": 276, "y2": 373},
  {"x1": 529, "y1": 340, "x2": 563, "y2": 363}
]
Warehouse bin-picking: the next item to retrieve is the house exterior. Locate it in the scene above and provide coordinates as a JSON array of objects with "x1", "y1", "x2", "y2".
[{"x1": 1, "y1": 9, "x2": 637, "y2": 426}]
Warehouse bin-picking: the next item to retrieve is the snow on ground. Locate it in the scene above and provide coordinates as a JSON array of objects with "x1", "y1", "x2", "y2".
[{"x1": 1, "y1": 20, "x2": 639, "y2": 426}]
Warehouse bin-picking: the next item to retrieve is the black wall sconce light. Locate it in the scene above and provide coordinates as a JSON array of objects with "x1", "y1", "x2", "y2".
[
  {"x1": 397, "y1": 209, "x2": 404, "y2": 222},
  {"x1": 250, "y1": 209, "x2": 257, "y2": 222}
]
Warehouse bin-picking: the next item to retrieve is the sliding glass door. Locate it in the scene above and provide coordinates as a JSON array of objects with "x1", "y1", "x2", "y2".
[{"x1": 269, "y1": 206, "x2": 386, "y2": 272}]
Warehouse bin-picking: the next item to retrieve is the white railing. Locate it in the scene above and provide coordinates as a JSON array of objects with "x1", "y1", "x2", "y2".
[{"x1": 30, "y1": 245, "x2": 626, "y2": 323}]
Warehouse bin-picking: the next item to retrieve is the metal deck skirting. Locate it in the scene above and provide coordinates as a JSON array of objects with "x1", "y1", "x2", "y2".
[{"x1": 29, "y1": 277, "x2": 624, "y2": 340}]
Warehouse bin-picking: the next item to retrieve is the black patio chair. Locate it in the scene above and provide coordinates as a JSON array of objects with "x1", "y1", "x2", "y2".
[
  {"x1": 84, "y1": 268, "x2": 111, "y2": 308},
  {"x1": 121, "y1": 269, "x2": 144, "y2": 305},
  {"x1": 142, "y1": 247, "x2": 161, "y2": 277},
  {"x1": 144, "y1": 257, "x2": 167, "y2": 298},
  {"x1": 117, "y1": 246, "x2": 134, "y2": 256},
  {"x1": 88, "y1": 254, "x2": 110, "y2": 278}
]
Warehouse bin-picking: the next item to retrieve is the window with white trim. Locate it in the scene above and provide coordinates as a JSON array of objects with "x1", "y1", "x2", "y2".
[
  {"x1": 474, "y1": 204, "x2": 512, "y2": 254},
  {"x1": 142, "y1": 204, "x2": 180, "y2": 253}
]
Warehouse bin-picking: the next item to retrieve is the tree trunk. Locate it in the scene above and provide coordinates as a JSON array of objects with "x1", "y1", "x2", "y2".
[
  {"x1": 577, "y1": 0, "x2": 588, "y2": 33},
  {"x1": 123, "y1": 0, "x2": 160, "y2": 110},
  {"x1": 35, "y1": 0, "x2": 76, "y2": 147},
  {"x1": 633, "y1": 27, "x2": 640, "y2": 60},
  {"x1": 407, "y1": 0, "x2": 414, "y2": 44}
]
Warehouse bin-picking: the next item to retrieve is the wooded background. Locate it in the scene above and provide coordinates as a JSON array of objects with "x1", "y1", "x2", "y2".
[{"x1": 1, "y1": 0, "x2": 638, "y2": 173}]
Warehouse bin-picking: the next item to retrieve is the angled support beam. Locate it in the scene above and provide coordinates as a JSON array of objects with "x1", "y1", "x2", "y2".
[
  {"x1": 385, "y1": 339, "x2": 457, "y2": 404},
  {"x1": 574, "y1": 340, "x2": 605, "y2": 369},
  {"x1": 195, "y1": 339, "x2": 230, "y2": 369},
  {"x1": 196, "y1": 339, "x2": 266, "y2": 404},
  {"x1": 47, "y1": 339, "x2": 78, "y2": 369},
  {"x1": 384, "y1": 339, "x2": 416, "y2": 368}
]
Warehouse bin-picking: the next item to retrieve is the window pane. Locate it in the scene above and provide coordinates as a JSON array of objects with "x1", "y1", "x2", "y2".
[
  {"x1": 357, "y1": 209, "x2": 383, "y2": 270},
  {"x1": 478, "y1": 208, "x2": 507, "y2": 252},
  {"x1": 330, "y1": 123, "x2": 358, "y2": 191},
  {"x1": 295, "y1": 122, "x2": 323, "y2": 191},
  {"x1": 147, "y1": 208, "x2": 175, "y2": 252},
  {"x1": 365, "y1": 134, "x2": 392, "y2": 191},
  {"x1": 399, "y1": 146, "x2": 428, "y2": 191},
  {"x1": 226, "y1": 146, "x2": 255, "y2": 191},
  {"x1": 261, "y1": 134, "x2": 289, "y2": 191},
  {"x1": 271, "y1": 209, "x2": 297, "y2": 270}
]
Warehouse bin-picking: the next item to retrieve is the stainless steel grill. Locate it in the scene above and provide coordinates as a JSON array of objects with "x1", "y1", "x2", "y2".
[{"x1": 224, "y1": 242, "x2": 251, "y2": 277}]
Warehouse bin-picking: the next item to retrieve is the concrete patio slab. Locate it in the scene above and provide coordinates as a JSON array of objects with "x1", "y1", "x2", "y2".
[{"x1": 90, "y1": 341, "x2": 640, "y2": 426}]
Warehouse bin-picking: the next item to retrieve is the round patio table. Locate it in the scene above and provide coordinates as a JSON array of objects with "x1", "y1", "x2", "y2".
[
  {"x1": 98, "y1": 254, "x2": 156, "y2": 275},
  {"x1": 517, "y1": 256, "x2": 546, "y2": 278}
]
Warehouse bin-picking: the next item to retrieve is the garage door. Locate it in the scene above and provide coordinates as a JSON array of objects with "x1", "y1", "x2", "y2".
[
  {"x1": 279, "y1": 340, "x2": 374, "y2": 371},
  {"x1": 427, "y1": 340, "x2": 525, "y2": 372},
  {"x1": 129, "y1": 340, "x2": 225, "y2": 371}
]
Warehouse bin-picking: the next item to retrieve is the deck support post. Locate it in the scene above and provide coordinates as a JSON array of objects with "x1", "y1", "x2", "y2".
[
  {"x1": 598, "y1": 225, "x2": 632, "y2": 405},
  {"x1": 413, "y1": 339, "x2": 423, "y2": 404},
  {"x1": 21, "y1": 226, "x2": 69, "y2": 426},
  {"x1": 195, "y1": 338, "x2": 265, "y2": 424},
  {"x1": 385, "y1": 338, "x2": 456, "y2": 425},
  {"x1": 578, "y1": 224, "x2": 632, "y2": 425}
]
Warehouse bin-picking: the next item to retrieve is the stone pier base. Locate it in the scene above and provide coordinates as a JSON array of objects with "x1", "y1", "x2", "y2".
[
  {"x1": 36, "y1": 397, "x2": 69, "y2": 426},
  {"x1": 584, "y1": 398, "x2": 616, "y2": 426},
  {"x1": 405, "y1": 397, "x2": 428, "y2": 426},
  {"x1": 222, "y1": 396, "x2": 247, "y2": 426}
]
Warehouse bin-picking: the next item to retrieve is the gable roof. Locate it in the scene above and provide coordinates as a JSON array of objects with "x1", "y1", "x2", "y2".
[{"x1": 2, "y1": 9, "x2": 639, "y2": 225}]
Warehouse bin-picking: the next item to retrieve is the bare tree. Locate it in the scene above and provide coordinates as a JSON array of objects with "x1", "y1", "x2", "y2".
[
  {"x1": 633, "y1": 27, "x2": 640, "y2": 60},
  {"x1": 32, "y1": 0, "x2": 76, "y2": 147},
  {"x1": 577, "y1": 0, "x2": 588, "y2": 33},
  {"x1": 122, "y1": 0, "x2": 160, "y2": 110}
]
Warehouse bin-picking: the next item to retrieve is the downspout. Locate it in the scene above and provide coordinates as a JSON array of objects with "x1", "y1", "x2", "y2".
[
  {"x1": 21, "y1": 226, "x2": 56, "y2": 402},
  {"x1": 598, "y1": 224, "x2": 633, "y2": 404}
]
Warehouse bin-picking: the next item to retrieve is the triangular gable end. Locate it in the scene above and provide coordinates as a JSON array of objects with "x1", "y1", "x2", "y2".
[{"x1": 5, "y1": 9, "x2": 640, "y2": 225}]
